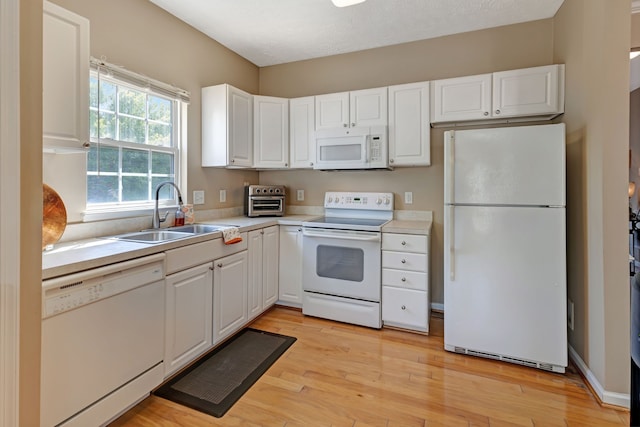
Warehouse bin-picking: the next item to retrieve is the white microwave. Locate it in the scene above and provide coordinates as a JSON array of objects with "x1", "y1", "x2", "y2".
[{"x1": 314, "y1": 126, "x2": 389, "y2": 170}]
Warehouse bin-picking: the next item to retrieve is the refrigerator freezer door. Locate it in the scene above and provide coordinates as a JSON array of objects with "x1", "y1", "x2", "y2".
[
  {"x1": 444, "y1": 205, "x2": 567, "y2": 368},
  {"x1": 444, "y1": 123, "x2": 565, "y2": 207}
]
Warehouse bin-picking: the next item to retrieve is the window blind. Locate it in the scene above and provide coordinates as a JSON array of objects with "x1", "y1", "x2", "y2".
[{"x1": 90, "y1": 57, "x2": 190, "y2": 104}]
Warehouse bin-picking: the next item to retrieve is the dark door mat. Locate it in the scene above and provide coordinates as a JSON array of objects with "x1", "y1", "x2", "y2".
[{"x1": 154, "y1": 328, "x2": 296, "y2": 418}]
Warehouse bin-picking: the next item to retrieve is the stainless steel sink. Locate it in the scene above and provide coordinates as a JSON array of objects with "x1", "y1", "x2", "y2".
[
  {"x1": 113, "y1": 230, "x2": 194, "y2": 244},
  {"x1": 168, "y1": 224, "x2": 225, "y2": 234}
]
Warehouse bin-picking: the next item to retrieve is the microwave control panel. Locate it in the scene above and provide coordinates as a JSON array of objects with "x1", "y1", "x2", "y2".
[{"x1": 369, "y1": 136, "x2": 382, "y2": 162}]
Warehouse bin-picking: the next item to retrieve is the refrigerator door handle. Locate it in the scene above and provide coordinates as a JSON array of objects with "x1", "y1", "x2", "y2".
[
  {"x1": 447, "y1": 132, "x2": 455, "y2": 204},
  {"x1": 449, "y1": 206, "x2": 455, "y2": 281}
]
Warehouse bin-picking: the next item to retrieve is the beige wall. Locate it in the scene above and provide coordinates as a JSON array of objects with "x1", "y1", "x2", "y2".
[
  {"x1": 554, "y1": 0, "x2": 630, "y2": 394},
  {"x1": 46, "y1": 0, "x2": 260, "y2": 225},
  {"x1": 20, "y1": 0, "x2": 43, "y2": 425},
  {"x1": 260, "y1": 19, "x2": 555, "y2": 307},
  {"x1": 632, "y1": 12, "x2": 640, "y2": 49}
]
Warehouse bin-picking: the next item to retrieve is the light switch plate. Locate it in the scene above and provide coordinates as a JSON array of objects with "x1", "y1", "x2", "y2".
[
  {"x1": 219, "y1": 189, "x2": 226, "y2": 203},
  {"x1": 297, "y1": 189, "x2": 304, "y2": 201},
  {"x1": 193, "y1": 190, "x2": 205, "y2": 205},
  {"x1": 404, "y1": 192, "x2": 413, "y2": 204}
]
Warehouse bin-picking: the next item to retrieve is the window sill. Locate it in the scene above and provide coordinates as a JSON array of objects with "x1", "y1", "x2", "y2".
[{"x1": 83, "y1": 205, "x2": 178, "y2": 222}]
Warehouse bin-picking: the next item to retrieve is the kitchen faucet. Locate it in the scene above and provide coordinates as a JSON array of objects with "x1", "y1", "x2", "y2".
[{"x1": 153, "y1": 181, "x2": 183, "y2": 229}]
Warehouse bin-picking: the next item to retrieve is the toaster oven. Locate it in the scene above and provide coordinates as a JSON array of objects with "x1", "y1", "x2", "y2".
[{"x1": 244, "y1": 185, "x2": 286, "y2": 217}]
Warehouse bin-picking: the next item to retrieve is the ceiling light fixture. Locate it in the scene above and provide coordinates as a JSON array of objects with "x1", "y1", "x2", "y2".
[{"x1": 331, "y1": 0, "x2": 366, "y2": 7}]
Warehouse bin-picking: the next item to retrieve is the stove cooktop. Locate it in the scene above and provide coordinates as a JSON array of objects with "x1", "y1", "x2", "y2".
[{"x1": 303, "y1": 216, "x2": 389, "y2": 232}]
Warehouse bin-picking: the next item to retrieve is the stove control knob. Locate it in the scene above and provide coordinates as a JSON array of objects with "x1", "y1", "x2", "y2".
[
  {"x1": 327, "y1": 197, "x2": 333, "y2": 204},
  {"x1": 384, "y1": 198, "x2": 391, "y2": 205},
  {"x1": 376, "y1": 198, "x2": 382, "y2": 205}
]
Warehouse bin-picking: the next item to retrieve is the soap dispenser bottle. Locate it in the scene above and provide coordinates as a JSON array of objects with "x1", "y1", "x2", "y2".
[{"x1": 174, "y1": 205, "x2": 185, "y2": 226}]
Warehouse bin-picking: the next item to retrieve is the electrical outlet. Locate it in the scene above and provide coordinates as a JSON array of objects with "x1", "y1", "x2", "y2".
[
  {"x1": 567, "y1": 299, "x2": 574, "y2": 331},
  {"x1": 297, "y1": 189, "x2": 304, "y2": 201},
  {"x1": 193, "y1": 190, "x2": 205, "y2": 205},
  {"x1": 405, "y1": 192, "x2": 413, "y2": 204},
  {"x1": 219, "y1": 189, "x2": 226, "y2": 203}
]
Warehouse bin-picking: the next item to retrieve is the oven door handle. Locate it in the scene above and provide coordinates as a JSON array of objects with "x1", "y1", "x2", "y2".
[{"x1": 303, "y1": 228, "x2": 381, "y2": 242}]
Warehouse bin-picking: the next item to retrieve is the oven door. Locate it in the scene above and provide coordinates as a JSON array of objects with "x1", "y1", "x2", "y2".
[{"x1": 302, "y1": 227, "x2": 381, "y2": 302}]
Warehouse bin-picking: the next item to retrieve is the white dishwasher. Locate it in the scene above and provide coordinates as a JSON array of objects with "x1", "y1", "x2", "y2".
[{"x1": 41, "y1": 253, "x2": 166, "y2": 427}]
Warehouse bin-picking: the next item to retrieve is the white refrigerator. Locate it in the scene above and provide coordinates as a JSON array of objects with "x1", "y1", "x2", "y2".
[{"x1": 443, "y1": 123, "x2": 567, "y2": 373}]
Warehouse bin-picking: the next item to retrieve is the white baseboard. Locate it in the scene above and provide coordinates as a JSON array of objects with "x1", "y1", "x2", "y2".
[{"x1": 568, "y1": 345, "x2": 630, "y2": 409}]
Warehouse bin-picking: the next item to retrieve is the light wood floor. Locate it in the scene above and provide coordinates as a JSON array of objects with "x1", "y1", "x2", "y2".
[{"x1": 110, "y1": 307, "x2": 629, "y2": 426}]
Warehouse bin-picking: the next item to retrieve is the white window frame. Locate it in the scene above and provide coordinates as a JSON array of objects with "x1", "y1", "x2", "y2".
[{"x1": 84, "y1": 59, "x2": 189, "y2": 222}]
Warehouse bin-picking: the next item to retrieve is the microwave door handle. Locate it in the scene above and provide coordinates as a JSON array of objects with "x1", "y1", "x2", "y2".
[{"x1": 365, "y1": 135, "x2": 370, "y2": 165}]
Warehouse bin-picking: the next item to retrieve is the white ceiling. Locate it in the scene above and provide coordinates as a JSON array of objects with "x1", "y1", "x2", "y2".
[{"x1": 149, "y1": 0, "x2": 565, "y2": 67}]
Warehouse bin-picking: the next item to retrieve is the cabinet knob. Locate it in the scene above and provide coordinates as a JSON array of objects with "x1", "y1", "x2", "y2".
[
  {"x1": 209, "y1": 266, "x2": 214, "y2": 271},
  {"x1": 260, "y1": 230, "x2": 264, "y2": 235},
  {"x1": 495, "y1": 109, "x2": 501, "y2": 115},
  {"x1": 285, "y1": 163, "x2": 288, "y2": 167},
  {"x1": 351, "y1": 122, "x2": 356, "y2": 127},
  {"x1": 483, "y1": 111, "x2": 489, "y2": 116},
  {"x1": 401, "y1": 305, "x2": 406, "y2": 310},
  {"x1": 82, "y1": 142, "x2": 90, "y2": 148},
  {"x1": 343, "y1": 123, "x2": 348, "y2": 127},
  {"x1": 401, "y1": 241, "x2": 406, "y2": 245},
  {"x1": 401, "y1": 259, "x2": 406, "y2": 264},
  {"x1": 217, "y1": 263, "x2": 223, "y2": 268},
  {"x1": 231, "y1": 159, "x2": 235, "y2": 163},
  {"x1": 310, "y1": 162, "x2": 313, "y2": 166},
  {"x1": 297, "y1": 228, "x2": 302, "y2": 232},
  {"x1": 389, "y1": 159, "x2": 394, "y2": 163},
  {"x1": 401, "y1": 277, "x2": 406, "y2": 282}
]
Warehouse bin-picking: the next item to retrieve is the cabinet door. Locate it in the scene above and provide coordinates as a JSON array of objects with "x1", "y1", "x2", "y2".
[
  {"x1": 315, "y1": 92, "x2": 349, "y2": 130},
  {"x1": 165, "y1": 263, "x2": 213, "y2": 377},
  {"x1": 43, "y1": 1, "x2": 89, "y2": 153},
  {"x1": 247, "y1": 230, "x2": 263, "y2": 321},
  {"x1": 289, "y1": 97, "x2": 316, "y2": 168},
  {"x1": 492, "y1": 64, "x2": 563, "y2": 118},
  {"x1": 278, "y1": 226, "x2": 303, "y2": 306},
  {"x1": 228, "y1": 85, "x2": 253, "y2": 167},
  {"x1": 388, "y1": 82, "x2": 430, "y2": 166},
  {"x1": 350, "y1": 87, "x2": 387, "y2": 127},
  {"x1": 262, "y1": 226, "x2": 279, "y2": 308},
  {"x1": 254, "y1": 96, "x2": 289, "y2": 168},
  {"x1": 431, "y1": 74, "x2": 492, "y2": 123},
  {"x1": 213, "y1": 251, "x2": 248, "y2": 344}
]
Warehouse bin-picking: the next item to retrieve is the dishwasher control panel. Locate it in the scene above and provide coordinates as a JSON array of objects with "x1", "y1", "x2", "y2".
[{"x1": 42, "y1": 254, "x2": 165, "y2": 319}]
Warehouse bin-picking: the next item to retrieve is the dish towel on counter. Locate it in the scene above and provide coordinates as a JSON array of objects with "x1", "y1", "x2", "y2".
[{"x1": 222, "y1": 227, "x2": 242, "y2": 245}]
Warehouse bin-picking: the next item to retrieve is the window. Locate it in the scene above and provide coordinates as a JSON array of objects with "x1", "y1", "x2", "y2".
[{"x1": 87, "y1": 59, "x2": 189, "y2": 214}]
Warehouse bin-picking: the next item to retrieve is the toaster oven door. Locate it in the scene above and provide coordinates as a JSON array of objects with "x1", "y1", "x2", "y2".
[{"x1": 248, "y1": 196, "x2": 284, "y2": 216}]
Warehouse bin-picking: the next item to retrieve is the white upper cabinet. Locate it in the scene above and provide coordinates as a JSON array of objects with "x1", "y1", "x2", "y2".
[
  {"x1": 315, "y1": 87, "x2": 387, "y2": 130},
  {"x1": 253, "y1": 95, "x2": 289, "y2": 168},
  {"x1": 289, "y1": 96, "x2": 316, "y2": 169},
  {"x1": 431, "y1": 64, "x2": 564, "y2": 125},
  {"x1": 431, "y1": 74, "x2": 492, "y2": 123},
  {"x1": 492, "y1": 65, "x2": 563, "y2": 118},
  {"x1": 43, "y1": 1, "x2": 90, "y2": 153},
  {"x1": 388, "y1": 82, "x2": 430, "y2": 166},
  {"x1": 202, "y1": 84, "x2": 253, "y2": 168}
]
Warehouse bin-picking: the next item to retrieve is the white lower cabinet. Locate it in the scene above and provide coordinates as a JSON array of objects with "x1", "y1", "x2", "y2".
[
  {"x1": 248, "y1": 226, "x2": 279, "y2": 321},
  {"x1": 164, "y1": 262, "x2": 213, "y2": 377},
  {"x1": 382, "y1": 233, "x2": 430, "y2": 333},
  {"x1": 213, "y1": 251, "x2": 249, "y2": 344},
  {"x1": 278, "y1": 225, "x2": 303, "y2": 307}
]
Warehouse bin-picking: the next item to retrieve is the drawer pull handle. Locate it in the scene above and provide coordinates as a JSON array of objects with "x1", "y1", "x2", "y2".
[
  {"x1": 401, "y1": 305, "x2": 406, "y2": 310},
  {"x1": 401, "y1": 241, "x2": 406, "y2": 245},
  {"x1": 401, "y1": 259, "x2": 406, "y2": 264},
  {"x1": 401, "y1": 277, "x2": 406, "y2": 282}
]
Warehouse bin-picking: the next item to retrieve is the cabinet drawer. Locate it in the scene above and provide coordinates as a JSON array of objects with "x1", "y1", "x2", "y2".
[
  {"x1": 382, "y1": 233, "x2": 428, "y2": 253},
  {"x1": 166, "y1": 233, "x2": 248, "y2": 274},
  {"x1": 382, "y1": 287, "x2": 428, "y2": 331},
  {"x1": 382, "y1": 251, "x2": 426, "y2": 272},
  {"x1": 382, "y1": 268, "x2": 427, "y2": 291}
]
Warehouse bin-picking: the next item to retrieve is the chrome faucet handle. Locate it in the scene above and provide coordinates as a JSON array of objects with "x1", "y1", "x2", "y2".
[{"x1": 158, "y1": 211, "x2": 170, "y2": 224}]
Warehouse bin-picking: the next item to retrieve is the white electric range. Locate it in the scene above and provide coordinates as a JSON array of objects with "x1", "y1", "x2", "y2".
[{"x1": 301, "y1": 191, "x2": 394, "y2": 328}]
